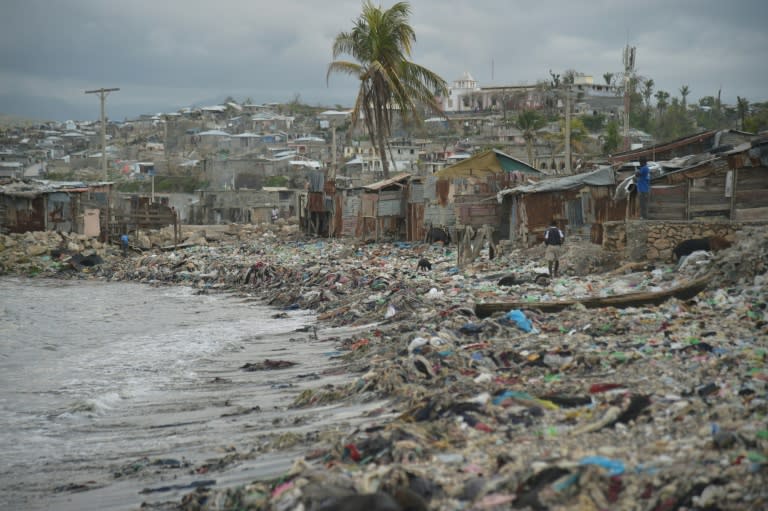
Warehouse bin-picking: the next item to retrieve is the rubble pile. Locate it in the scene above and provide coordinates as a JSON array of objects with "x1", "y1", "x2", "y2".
[
  {"x1": 1, "y1": 226, "x2": 767, "y2": 510},
  {"x1": 0, "y1": 230, "x2": 108, "y2": 275}
]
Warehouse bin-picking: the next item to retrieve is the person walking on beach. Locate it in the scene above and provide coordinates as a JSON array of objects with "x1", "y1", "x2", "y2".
[
  {"x1": 120, "y1": 233, "x2": 129, "y2": 257},
  {"x1": 635, "y1": 157, "x2": 651, "y2": 219},
  {"x1": 544, "y1": 219, "x2": 564, "y2": 278}
]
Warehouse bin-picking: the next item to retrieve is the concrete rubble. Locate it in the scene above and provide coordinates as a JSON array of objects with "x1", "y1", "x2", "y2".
[{"x1": 1, "y1": 222, "x2": 767, "y2": 510}]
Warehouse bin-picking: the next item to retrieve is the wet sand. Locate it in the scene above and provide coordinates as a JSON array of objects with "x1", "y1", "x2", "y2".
[{"x1": 3, "y1": 288, "x2": 390, "y2": 511}]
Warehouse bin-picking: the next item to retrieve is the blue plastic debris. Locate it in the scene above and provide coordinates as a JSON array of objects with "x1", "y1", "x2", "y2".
[
  {"x1": 459, "y1": 323, "x2": 484, "y2": 335},
  {"x1": 505, "y1": 309, "x2": 533, "y2": 332},
  {"x1": 579, "y1": 456, "x2": 625, "y2": 476}
]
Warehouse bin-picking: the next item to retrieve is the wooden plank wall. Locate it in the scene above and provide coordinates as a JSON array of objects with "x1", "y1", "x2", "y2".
[
  {"x1": 651, "y1": 184, "x2": 687, "y2": 220},
  {"x1": 690, "y1": 174, "x2": 729, "y2": 219},
  {"x1": 734, "y1": 167, "x2": 768, "y2": 221}
]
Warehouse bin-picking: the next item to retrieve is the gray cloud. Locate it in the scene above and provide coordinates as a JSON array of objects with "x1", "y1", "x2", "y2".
[{"x1": 1, "y1": 0, "x2": 766, "y2": 121}]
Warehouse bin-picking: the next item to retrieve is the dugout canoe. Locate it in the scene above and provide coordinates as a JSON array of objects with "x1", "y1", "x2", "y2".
[{"x1": 474, "y1": 273, "x2": 711, "y2": 318}]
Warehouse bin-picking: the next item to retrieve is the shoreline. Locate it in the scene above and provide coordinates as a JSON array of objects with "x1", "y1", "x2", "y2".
[{"x1": 2, "y1": 226, "x2": 768, "y2": 510}]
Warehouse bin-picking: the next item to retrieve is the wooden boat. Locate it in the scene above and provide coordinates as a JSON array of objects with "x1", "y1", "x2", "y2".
[{"x1": 474, "y1": 273, "x2": 711, "y2": 317}]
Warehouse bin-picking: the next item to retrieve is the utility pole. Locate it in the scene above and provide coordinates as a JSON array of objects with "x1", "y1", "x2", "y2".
[
  {"x1": 85, "y1": 87, "x2": 119, "y2": 242},
  {"x1": 564, "y1": 87, "x2": 572, "y2": 174},
  {"x1": 330, "y1": 123, "x2": 337, "y2": 180},
  {"x1": 85, "y1": 87, "x2": 120, "y2": 181},
  {"x1": 622, "y1": 46, "x2": 635, "y2": 151},
  {"x1": 163, "y1": 114, "x2": 170, "y2": 204}
]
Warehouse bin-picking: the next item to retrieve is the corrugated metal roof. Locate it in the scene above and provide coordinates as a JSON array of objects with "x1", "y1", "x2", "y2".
[
  {"x1": 610, "y1": 129, "x2": 719, "y2": 163},
  {"x1": 435, "y1": 149, "x2": 542, "y2": 179},
  {"x1": 362, "y1": 172, "x2": 411, "y2": 191},
  {"x1": 198, "y1": 130, "x2": 231, "y2": 137},
  {"x1": 0, "y1": 180, "x2": 91, "y2": 198},
  {"x1": 498, "y1": 166, "x2": 616, "y2": 199}
]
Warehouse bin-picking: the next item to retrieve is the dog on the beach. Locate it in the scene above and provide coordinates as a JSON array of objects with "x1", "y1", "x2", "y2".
[
  {"x1": 417, "y1": 257, "x2": 432, "y2": 272},
  {"x1": 425, "y1": 226, "x2": 451, "y2": 245},
  {"x1": 497, "y1": 274, "x2": 517, "y2": 286},
  {"x1": 672, "y1": 236, "x2": 732, "y2": 262}
]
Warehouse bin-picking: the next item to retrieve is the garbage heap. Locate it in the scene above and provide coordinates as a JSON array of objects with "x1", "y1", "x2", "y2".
[
  {"x1": 2, "y1": 225, "x2": 767, "y2": 510},
  {"x1": 177, "y1": 228, "x2": 767, "y2": 511}
]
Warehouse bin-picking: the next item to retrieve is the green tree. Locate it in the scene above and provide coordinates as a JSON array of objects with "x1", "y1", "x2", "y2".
[
  {"x1": 288, "y1": 93, "x2": 302, "y2": 115},
  {"x1": 603, "y1": 120, "x2": 621, "y2": 155},
  {"x1": 627, "y1": 76, "x2": 649, "y2": 133},
  {"x1": 655, "y1": 90, "x2": 670, "y2": 118},
  {"x1": 582, "y1": 112, "x2": 605, "y2": 132},
  {"x1": 327, "y1": 1, "x2": 447, "y2": 178},
  {"x1": 657, "y1": 97, "x2": 692, "y2": 140},
  {"x1": 737, "y1": 96, "x2": 749, "y2": 130},
  {"x1": 515, "y1": 109, "x2": 545, "y2": 165},
  {"x1": 695, "y1": 95, "x2": 725, "y2": 129},
  {"x1": 565, "y1": 117, "x2": 589, "y2": 155},
  {"x1": 535, "y1": 78, "x2": 558, "y2": 120},
  {"x1": 743, "y1": 101, "x2": 768, "y2": 133},
  {"x1": 562, "y1": 69, "x2": 578, "y2": 85},
  {"x1": 642, "y1": 79, "x2": 655, "y2": 110},
  {"x1": 544, "y1": 117, "x2": 589, "y2": 168},
  {"x1": 679, "y1": 85, "x2": 690, "y2": 110},
  {"x1": 603, "y1": 72, "x2": 614, "y2": 86}
]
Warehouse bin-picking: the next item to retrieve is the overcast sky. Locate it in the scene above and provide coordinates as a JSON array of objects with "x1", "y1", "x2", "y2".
[{"x1": 1, "y1": 0, "x2": 766, "y2": 122}]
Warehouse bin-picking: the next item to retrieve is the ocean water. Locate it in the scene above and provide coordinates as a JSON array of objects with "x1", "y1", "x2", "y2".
[{"x1": 0, "y1": 277, "x2": 377, "y2": 510}]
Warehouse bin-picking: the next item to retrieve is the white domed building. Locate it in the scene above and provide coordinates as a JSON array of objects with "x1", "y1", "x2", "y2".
[{"x1": 439, "y1": 71, "x2": 482, "y2": 113}]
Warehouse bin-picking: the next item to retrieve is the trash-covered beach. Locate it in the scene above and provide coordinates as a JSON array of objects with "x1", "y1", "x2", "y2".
[{"x1": 1, "y1": 221, "x2": 767, "y2": 510}]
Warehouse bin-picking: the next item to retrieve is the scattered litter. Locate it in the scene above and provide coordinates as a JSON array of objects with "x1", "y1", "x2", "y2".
[{"x1": 3, "y1": 225, "x2": 768, "y2": 510}]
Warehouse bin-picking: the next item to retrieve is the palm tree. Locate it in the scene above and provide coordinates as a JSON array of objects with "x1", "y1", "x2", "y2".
[
  {"x1": 543, "y1": 118, "x2": 588, "y2": 174},
  {"x1": 603, "y1": 120, "x2": 621, "y2": 154},
  {"x1": 642, "y1": 79, "x2": 655, "y2": 110},
  {"x1": 737, "y1": 96, "x2": 749, "y2": 130},
  {"x1": 679, "y1": 85, "x2": 690, "y2": 110},
  {"x1": 327, "y1": 1, "x2": 447, "y2": 178},
  {"x1": 603, "y1": 72, "x2": 614, "y2": 86},
  {"x1": 655, "y1": 90, "x2": 670, "y2": 118},
  {"x1": 515, "y1": 109, "x2": 544, "y2": 166}
]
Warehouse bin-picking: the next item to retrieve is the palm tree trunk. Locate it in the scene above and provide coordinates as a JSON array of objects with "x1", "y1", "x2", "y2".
[
  {"x1": 525, "y1": 140, "x2": 534, "y2": 166},
  {"x1": 377, "y1": 129, "x2": 389, "y2": 179},
  {"x1": 564, "y1": 90, "x2": 572, "y2": 174}
]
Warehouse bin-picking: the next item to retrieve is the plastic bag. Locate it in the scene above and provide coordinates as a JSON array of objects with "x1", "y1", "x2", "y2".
[{"x1": 505, "y1": 309, "x2": 532, "y2": 332}]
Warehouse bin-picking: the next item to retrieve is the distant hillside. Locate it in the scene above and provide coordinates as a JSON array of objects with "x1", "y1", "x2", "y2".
[
  {"x1": 0, "y1": 91, "x2": 87, "y2": 123},
  {"x1": 0, "y1": 113, "x2": 48, "y2": 128}
]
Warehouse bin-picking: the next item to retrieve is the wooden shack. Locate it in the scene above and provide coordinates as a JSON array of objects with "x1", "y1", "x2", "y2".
[
  {"x1": 425, "y1": 149, "x2": 543, "y2": 240},
  {"x1": 649, "y1": 139, "x2": 768, "y2": 221},
  {"x1": 498, "y1": 166, "x2": 624, "y2": 246},
  {"x1": 358, "y1": 173, "x2": 410, "y2": 241},
  {"x1": 0, "y1": 180, "x2": 106, "y2": 236},
  {"x1": 609, "y1": 129, "x2": 756, "y2": 165},
  {"x1": 405, "y1": 176, "x2": 426, "y2": 242}
]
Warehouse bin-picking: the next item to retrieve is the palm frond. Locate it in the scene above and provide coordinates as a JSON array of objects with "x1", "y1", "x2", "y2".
[{"x1": 327, "y1": 1, "x2": 447, "y2": 176}]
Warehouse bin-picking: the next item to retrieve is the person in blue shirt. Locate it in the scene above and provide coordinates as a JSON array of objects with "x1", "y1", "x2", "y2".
[
  {"x1": 120, "y1": 233, "x2": 129, "y2": 257},
  {"x1": 635, "y1": 157, "x2": 651, "y2": 219}
]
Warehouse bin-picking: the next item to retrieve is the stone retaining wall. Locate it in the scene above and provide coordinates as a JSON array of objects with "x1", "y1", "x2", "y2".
[{"x1": 602, "y1": 220, "x2": 756, "y2": 262}]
